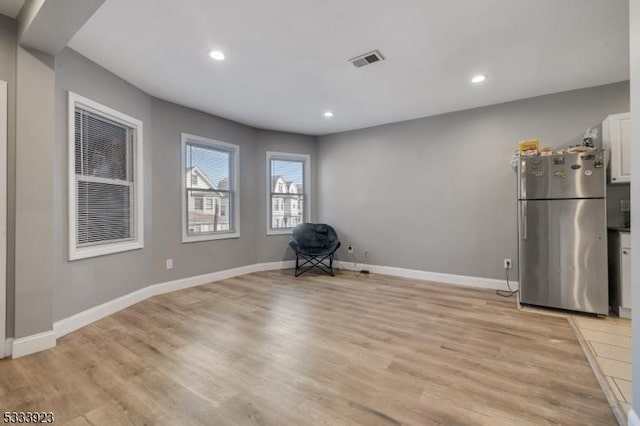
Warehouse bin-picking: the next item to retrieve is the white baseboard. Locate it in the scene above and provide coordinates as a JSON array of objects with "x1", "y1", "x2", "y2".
[
  {"x1": 3, "y1": 337, "x2": 12, "y2": 358},
  {"x1": 629, "y1": 408, "x2": 639, "y2": 426},
  {"x1": 53, "y1": 260, "x2": 296, "y2": 339},
  {"x1": 619, "y1": 306, "x2": 632, "y2": 319},
  {"x1": 335, "y1": 261, "x2": 519, "y2": 291},
  {"x1": 11, "y1": 330, "x2": 56, "y2": 358},
  {"x1": 256, "y1": 260, "x2": 296, "y2": 272},
  {"x1": 150, "y1": 263, "x2": 259, "y2": 297}
]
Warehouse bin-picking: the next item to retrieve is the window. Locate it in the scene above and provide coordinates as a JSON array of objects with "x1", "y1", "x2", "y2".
[
  {"x1": 182, "y1": 133, "x2": 239, "y2": 242},
  {"x1": 191, "y1": 175, "x2": 198, "y2": 185},
  {"x1": 68, "y1": 92, "x2": 144, "y2": 260},
  {"x1": 267, "y1": 152, "x2": 310, "y2": 235},
  {"x1": 194, "y1": 197, "x2": 204, "y2": 210}
]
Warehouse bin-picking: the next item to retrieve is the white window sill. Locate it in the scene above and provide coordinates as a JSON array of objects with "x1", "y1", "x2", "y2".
[
  {"x1": 70, "y1": 240, "x2": 144, "y2": 261},
  {"x1": 182, "y1": 232, "x2": 240, "y2": 243},
  {"x1": 266, "y1": 229, "x2": 295, "y2": 236}
]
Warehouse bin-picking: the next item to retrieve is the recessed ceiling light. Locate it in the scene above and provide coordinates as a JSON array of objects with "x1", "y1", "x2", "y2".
[
  {"x1": 324, "y1": 111, "x2": 334, "y2": 118},
  {"x1": 209, "y1": 50, "x2": 225, "y2": 61},
  {"x1": 471, "y1": 74, "x2": 487, "y2": 83}
]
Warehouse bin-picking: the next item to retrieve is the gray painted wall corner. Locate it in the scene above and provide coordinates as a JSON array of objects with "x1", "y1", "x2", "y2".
[
  {"x1": 317, "y1": 82, "x2": 630, "y2": 281},
  {"x1": 14, "y1": 46, "x2": 55, "y2": 338},
  {"x1": 0, "y1": 15, "x2": 17, "y2": 338}
]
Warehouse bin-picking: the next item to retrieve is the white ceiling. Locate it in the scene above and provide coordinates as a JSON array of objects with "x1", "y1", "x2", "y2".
[
  {"x1": 0, "y1": 0, "x2": 24, "y2": 18},
  {"x1": 68, "y1": 0, "x2": 630, "y2": 136}
]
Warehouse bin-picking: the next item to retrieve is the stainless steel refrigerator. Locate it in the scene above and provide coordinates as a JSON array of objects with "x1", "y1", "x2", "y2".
[{"x1": 517, "y1": 152, "x2": 608, "y2": 315}]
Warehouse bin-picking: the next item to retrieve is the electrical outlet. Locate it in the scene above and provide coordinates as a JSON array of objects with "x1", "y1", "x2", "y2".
[
  {"x1": 348, "y1": 245, "x2": 354, "y2": 254},
  {"x1": 504, "y1": 259, "x2": 512, "y2": 269},
  {"x1": 166, "y1": 259, "x2": 173, "y2": 270}
]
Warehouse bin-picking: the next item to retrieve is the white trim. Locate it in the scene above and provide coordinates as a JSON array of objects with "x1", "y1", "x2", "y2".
[
  {"x1": 254, "y1": 260, "x2": 296, "y2": 271},
  {"x1": 181, "y1": 133, "x2": 240, "y2": 243},
  {"x1": 70, "y1": 240, "x2": 144, "y2": 261},
  {"x1": 4, "y1": 338, "x2": 12, "y2": 357},
  {"x1": 11, "y1": 330, "x2": 56, "y2": 358},
  {"x1": 268, "y1": 228, "x2": 295, "y2": 236},
  {"x1": 266, "y1": 151, "x2": 311, "y2": 235},
  {"x1": 54, "y1": 260, "x2": 295, "y2": 339},
  {"x1": 619, "y1": 306, "x2": 632, "y2": 319},
  {"x1": 77, "y1": 175, "x2": 132, "y2": 186},
  {"x1": 0, "y1": 81, "x2": 6, "y2": 358},
  {"x1": 335, "y1": 261, "x2": 519, "y2": 291},
  {"x1": 629, "y1": 409, "x2": 639, "y2": 426},
  {"x1": 68, "y1": 91, "x2": 144, "y2": 261}
]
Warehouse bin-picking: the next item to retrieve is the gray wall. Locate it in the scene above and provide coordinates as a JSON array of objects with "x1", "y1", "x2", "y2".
[
  {"x1": 254, "y1": 129, "x2": 317, "y2": 263},
  {"x1": 150, "y1": 98, "x2": 257, "y2": 284},
  {"x1": 630, "y1": 0, "x2": 639, "y2": 414},
  {"x1": 0, "y1": 16, "x2": 16, "y2": 337},
  {"x1": 54, "y1": 48, "x2": 153, "y2": 321},
  {"x1": 0, "y1": 14, "x2": 320, "y2": 343},
  {"x1": 317, "y1": 81, "x2": 630, "y2": 280},
  {"x1": 149, "y1": 104, "x2": 318, "y2": 283},
  {"x1": 14, "y1": 46, "x2": 55, "y2": 338},
  {"x1": 51, "y1": 49, "x2": 316, "y2": 322}
]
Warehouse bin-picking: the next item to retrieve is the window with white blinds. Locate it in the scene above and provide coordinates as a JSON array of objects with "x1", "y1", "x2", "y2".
[
  {"x1": 68, "y1": 92, "x2": 144, "y2": 260},
  {"x1": 181, "y1": 133, "x2": 239, "y2": 242},
  {"x1": 266, "y1": 152, "x2": 310, "y2": 235}
]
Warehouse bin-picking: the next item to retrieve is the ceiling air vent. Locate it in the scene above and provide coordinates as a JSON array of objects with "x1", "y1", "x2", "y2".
[{"x1": 349, "y1": 50, "x2": 385, "y2": 68}]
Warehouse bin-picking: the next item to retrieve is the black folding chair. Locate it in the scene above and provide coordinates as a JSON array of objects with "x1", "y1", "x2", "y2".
[{"x1": 289, "y1": 223, "x2": 341, "y2": 277}]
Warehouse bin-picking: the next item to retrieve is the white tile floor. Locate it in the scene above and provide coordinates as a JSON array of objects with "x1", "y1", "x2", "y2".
[{"x1": 572, "y1": 316, "x2": 632, "y2": 419}]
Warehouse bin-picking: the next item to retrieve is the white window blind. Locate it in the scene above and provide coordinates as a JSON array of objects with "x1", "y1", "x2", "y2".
[
  {"x1": 68, "y1": 92, "x2": 144, "y2": 260},
  {"x1": 75, "y1": 109, "x2": 134, "y2": 246},
  {"x1": 182, "y1": 134, "x2": 239, "y2": 242},
  {"x1": 267, "y1": 152, "x2": 310, "y2": 234}
]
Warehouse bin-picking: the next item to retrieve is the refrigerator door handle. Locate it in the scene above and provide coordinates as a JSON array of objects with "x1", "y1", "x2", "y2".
[{"x1": 522, "y1": 201, "x2": 527, "y2": 240}]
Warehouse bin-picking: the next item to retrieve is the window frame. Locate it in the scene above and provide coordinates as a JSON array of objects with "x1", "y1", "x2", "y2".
[
  {"x1": 266, "y1": 151, "x2": 310, "y2": 236},
  {"x1": 68, "y1": 92, "x2": 144, "y2": 261},
  {"x1": 181, "y1": 133, "x2": 240, "y2": 242}
]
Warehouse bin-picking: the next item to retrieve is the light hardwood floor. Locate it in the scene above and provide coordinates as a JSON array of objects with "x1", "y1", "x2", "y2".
[{"x1": 0, "y1": 270, "x2": 615, "y2": 425}]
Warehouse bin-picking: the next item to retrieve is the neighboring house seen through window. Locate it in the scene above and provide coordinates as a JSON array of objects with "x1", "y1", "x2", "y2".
[
  {"x1": 267, "y1": 152, "x2": 310, "y2": 235},
  {"x1": 182, "y1": 133, "x2": 239, "y2": 242},
  {"x1": 68, "y1": 92, "x2": 144, "y2": 260}
]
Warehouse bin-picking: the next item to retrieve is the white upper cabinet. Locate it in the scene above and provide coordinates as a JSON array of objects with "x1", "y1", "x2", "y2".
[{"x1": 602, "y1": 112, "x2": 631, "y2": 184}]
